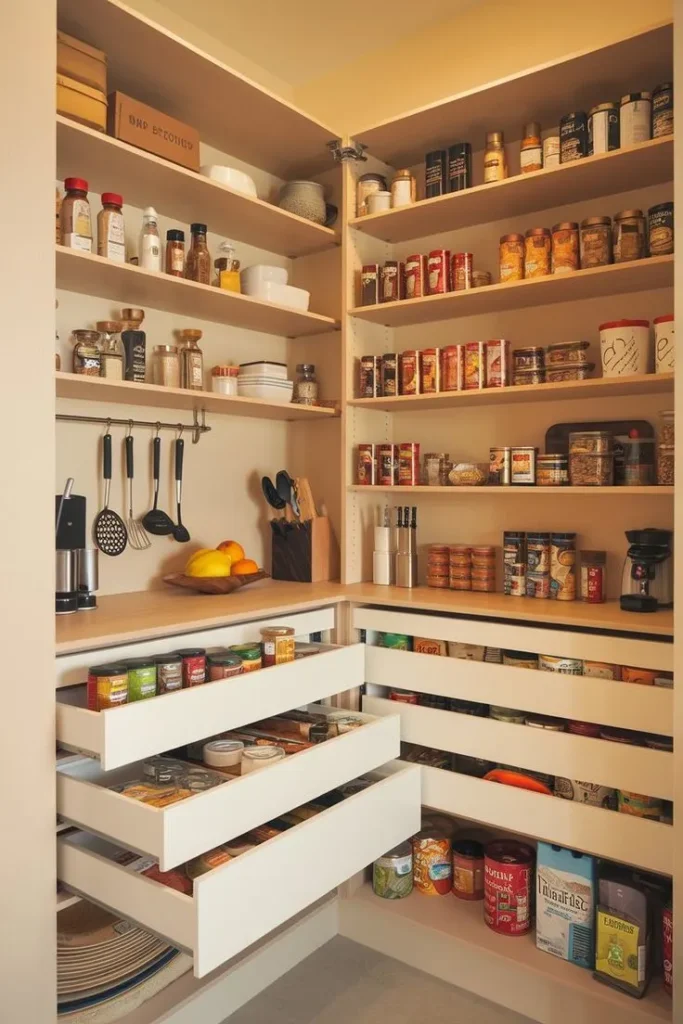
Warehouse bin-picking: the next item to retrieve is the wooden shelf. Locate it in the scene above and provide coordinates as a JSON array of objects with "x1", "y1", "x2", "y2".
[
  {"x1": 340, "y1": 884, "x2": 672, "y2": 1024},
  {"x1": 56, "y1": 118, "x2": 339, "y2": 259},
  {"x1": 350, "y1": 257, "x2": 673, "y2": 328},
  {"x1": 57, "y1": 0, "x2": 337, "y2": 178},
  {"x1": 349, "y1": 485, "x2": 672, "y2": 496},
  {"x1": 348, "y1": 373, "x2": 674, "y2": 411},
  {"x1": 351, "y1": 138, "x2": 673, "y2": 243},
  {"x1": 343, "y1": 583, "x2": 674, "y2": 636},
  {"x1": 350, "y1": 21, "x2": 672, "y2": 168},
  {"x1": 56, "y1": 373, "x2": 339, "y2": 421},
  {"x1": 56, "y1": 247, "x2": 339, "y2": 338}
]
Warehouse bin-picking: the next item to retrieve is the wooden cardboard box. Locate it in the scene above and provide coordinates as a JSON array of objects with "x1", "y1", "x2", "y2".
[
  {"x1": 57, "y1": 31, "x2": 107, "y2": 93},
  {"x1": 107, "y1": 92, "x2": 200, "y2": 171},
  {"x1": 271, "y1": 517, "x2": 339, "y2": 583},
  {"x1": 57, "y1": 74, "x2": 107, "y2": 133}
]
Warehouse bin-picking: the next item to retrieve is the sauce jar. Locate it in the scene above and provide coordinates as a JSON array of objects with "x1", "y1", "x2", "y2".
[
  {"x1": 173, "y1": 648, "x2": 207, "y2": 687},
  {"x1": 229, "y1": 642, "x2": 262, "y2": 671},
  {"x1": 499, "y1": 233, "x2": 525, "y2": 282},
  {"x1": 551, "y1": 222, "x2": 579, "y2": 274},
  {"x1": 87, "y1": 662, "x2": 128, "y2": 711},
  {"x1": 207, "y1": 652, "x2": 244, "y2": 680},
  {"x1": 260, "y1": 626, "x2": 296, "y2": 666},
  {"x1": 452, "y1": 839, "x2": 485, "y2": 901},
  {"x1": 580, "y1": 550, "x2": 606, "y2": 603},
  {"x1": 524, "y1": 228, "x2": 551, "y2": 278},
  {"x1": 613, "y1": 209, "x2": 646, "y2": 263},
  {"x1": 580, "y1": 216, "x2": 612, "y2": 268},
  {"x1": 155, "y1": 654, "x2": 183, "y2": 694}
]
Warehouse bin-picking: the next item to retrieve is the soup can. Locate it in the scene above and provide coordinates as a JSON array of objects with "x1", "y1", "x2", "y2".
[
  {"x1": 484, "y1": 840, "x2": 535, "y2": 936},
  {"x1": 373, "y1": 841, "x2": 413, "y2": 899},
  {"x1": 413, "y1": 829, "x2": 452, "y2": 896},
  {"x1": 452, "y1": 839, "x2": 485, "y2": 901}
]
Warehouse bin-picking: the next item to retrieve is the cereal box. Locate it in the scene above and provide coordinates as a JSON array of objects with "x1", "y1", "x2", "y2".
[{"x1": 536, "y1": 842, "x2": 596, "y2": 969}]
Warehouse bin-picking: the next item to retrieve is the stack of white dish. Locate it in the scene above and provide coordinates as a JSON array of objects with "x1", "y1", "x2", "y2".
[
  {"x1": 238, "y1": 360, "x2": 293, "y2": 404},
  {"x1": 200, "y1": 165, "x2": 258, "y2": 198},
  {"x1": 240, "y1": 265, "x2": 311, "y2": 311}
]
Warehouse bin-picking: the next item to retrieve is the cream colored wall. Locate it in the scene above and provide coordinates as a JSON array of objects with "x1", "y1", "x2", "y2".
[{"x1": 294, "y1": 0, "x2": 673, "y2": 133}]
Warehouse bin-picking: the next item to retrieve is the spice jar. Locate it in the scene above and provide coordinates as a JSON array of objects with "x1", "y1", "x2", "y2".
[
  {"x1": 623, "y1": 431, "x2": 655, "y2": 485},
  {"x1": 580, "y1": 550, "x2": 606, "y2": 603},
  {"x1": 580, "y1": 217, "x2": 612, "y2": 268},
  {"x1": 357, "y1": 173, "x2": 387, "y2": 217},
  {"x1": 179, "y1": 329, "x2": 204, "y2": 391},
  {"x1": 165, "y1": 229, "x2": 185, "y2": 277},
  {"x1": 185, "y1": 223, "x2": 211, "y2": 284},
  {"x1": 520, "y1": 122, "x2": 542, "y2": 173},
  {"x1": 613, "y1": 209, "x2": 646, "y2": 263},
  {"x1": 391, "y1": 169, "x2": 416, "y2": 207},
  {"x1": 657, "y1": 410, "x2": 674, "y2": 485},
  {"x1": 499, "y1": 234, "x2": 525, "y2": 283},
  {"x1": 294, "y1": 363, "x2": 318, "y2": 405},
  {"x1": 97, "y1": 192, "x2": 125, "y2": 263},
  {"x1": 551, "y1": 222, "x2": 579, "y2": 274},
  {"x1": 484, "y1": 131, "x2": 507, "y2": 183},
  {"x1": 60, "y1": 177, "x2": 92, "y2": 252},
  {"x1": 524, "y1": 228, "x2": 551, "y2": 278},
  {"x1": 153, "y1": 345, "x2": 180, "y2": 388},
  {"x1": 72, "y1": 329, "x2": 101, "y2": 375},
  {"x1": 211, "y1": 365, "x2": 238, "y2": 395},
  {"x1": 96, "y1": 321, "x2": 124, "y2": 380}
]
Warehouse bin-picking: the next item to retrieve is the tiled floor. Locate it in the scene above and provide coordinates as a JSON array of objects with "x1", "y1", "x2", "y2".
[{"x1": 225, "y1": 937, "x2": 533, "y2": 1023}]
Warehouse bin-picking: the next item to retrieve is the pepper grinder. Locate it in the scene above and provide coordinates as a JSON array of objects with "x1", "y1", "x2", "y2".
[{"x1": 395, "y1": 505, "x2": 418, "y2": 588}]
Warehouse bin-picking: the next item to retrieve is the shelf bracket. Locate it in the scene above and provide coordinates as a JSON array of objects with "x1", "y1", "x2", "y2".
[{"x1": 328, "y1": 140, "x2": 368, "y2": 163}]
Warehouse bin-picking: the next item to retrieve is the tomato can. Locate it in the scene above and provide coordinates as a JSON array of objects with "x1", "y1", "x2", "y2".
[
  {"x1": 404, "y1": 253, "x2": 427, "y2": 299},
  {"x1": 400, "y1": 350, "x2": 420, "y2": 395},
  {"x1": 452, "y1": 252, "x2": 473, "y2": 291},
  {"x1": 357, "y1": 443, "x2": 376, "y2": 485},
  {"x1": 427, "y1": 250, "x2": 451, "y2": 294},
  {"x1": 398, "y1": 442, "x2": 420, "y2": 485},
  {"x1": 464, "y1": 341, "x2": 485, "y2": 390},
  {"x1": 413, "y1": 829, "x2": 452, "y2": 896},
  {"x1": 420, "y1": 348, "x2": 440, "y2": 393},
  {"x1": 484, "y1": 840, "x2": 535, "y2": 936},
  {"x1": 377, "y1": 443, "x2": 397, "y2": 486},
  {"x1": 663, "y1": 904, "x2": 673, "y2": 995},
  {"x1": 441, "y1": 345, "x2": 464, "y2": 391},
  {"x1": 452, "y1": 839, "x2": 485, "y2": 901}
]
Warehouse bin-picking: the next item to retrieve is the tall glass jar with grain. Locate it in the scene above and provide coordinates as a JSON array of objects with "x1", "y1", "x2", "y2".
[
  {"x1": 96, "y1": 321, "x2": 124, "y2": 379},
  {"x1": 72, "y1": 330, "x2": 101, "y2": 375},
  {"x1": 153, "y1": 345, "x2": 180, "y2": 388},
  {"x1": 294, "y1": 364, "x2": 318, "y2": 405},
  {"x1": 179, "y1": 329, "x2": 204, "y2": 390},
  {"x1": 185, "y1": 223, "x2": 211, "y2": 284}
]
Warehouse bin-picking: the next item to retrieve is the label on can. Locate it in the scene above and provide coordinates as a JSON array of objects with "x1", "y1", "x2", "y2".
[
  {"x1": 180, "y1": 655, "x2": 206, "y2": 688},
  {"x1": 554, "y1": 777, "x2": 617, "y2": 808},
  {"x1": 485, "y1": 340, "x2": 511, "y2": 387},
  {"x1": 539, "y1": 655, "x2": 583, "y2": 674},
  {"x1": 128, "y1": 664, "x2": 157, "y2": 701},
  {"x1": 464, "y1": 342, "x2": 484, "y2": 390},
  {"x1": 156, "y1": 660, "x2": 183, "y2": 694},
  {"x1": 427, "y1": 250, "x2": 451, "y2": 294},
  {"x1": 452, "y1": 252, "x2": 473, "y2": 291},
  {"x1": 413, "y1": 833, "x2": 452, "y2": 896},
  {"x1": 377, "y1": 443, "x2": 397, "y2": 486},
  {"x1": 359, "y1": 355, "x2": 379, "y2": 398},
  {"x1": 381, "y1": 354, "x2": 398, "y2": 396},
  {"x1": 420, "y1": 349, "x2": 440, "y2": 393},
  {"x1": 400, "y1": 351, "x2": 420, "y2": 395},
  {"x1": 404, "y1": 254, "x2": 426, "y2": 299},
  {"x1": 484, "y1": 842, "x2": 534, "y2": 936},
  {"x1": 398, "y1": 443, "x2": 420, "y2": 485},
  {"x1": 441, "y1": 345, "x2": 464, "y2": 391},
  {"x1": 357, "y1": 443, "x2": 376, "y2": 485}
]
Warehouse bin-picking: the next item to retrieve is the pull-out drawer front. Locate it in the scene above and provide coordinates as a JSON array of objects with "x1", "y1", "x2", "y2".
[
  {"x1": 58, "y1": 764, "x2": 421, "y2": 978},
  {"x1": 57, "y1": 707, "x2": 401, "y2": 870},
  {"x1": 56, "y1": 607, "x2": 336, "y2": 689},
  {"x1": 58, "y1": 642, "x2": 364, "y2": 770}
]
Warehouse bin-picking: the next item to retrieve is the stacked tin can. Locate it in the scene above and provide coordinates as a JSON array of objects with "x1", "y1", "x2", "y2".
[
  {"x1": 426, "y1": 544, "x2": 450, "y2": 588},
  {"x1": 449, "y1": 545, "x2": 472, "y2": 590},
  {"x1": 504, "y1": 530, "x2": 576, "y2": 600},
  {"x1": 471, "y1": 546, "x2": 496, "y2": 592},
  {"x1": 504, "y1": 531, "x2": 526, "y2": 596}
]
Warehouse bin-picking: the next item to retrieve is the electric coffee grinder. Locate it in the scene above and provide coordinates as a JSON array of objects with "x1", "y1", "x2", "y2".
[{"x1": 620, "y1": 528, "x2": 673, "y2": 612}]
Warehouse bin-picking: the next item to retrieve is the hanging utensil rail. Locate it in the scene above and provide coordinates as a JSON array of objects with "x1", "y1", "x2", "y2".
[{"x1": 56, "y1": 409, "x2": 210, "y2": 444}]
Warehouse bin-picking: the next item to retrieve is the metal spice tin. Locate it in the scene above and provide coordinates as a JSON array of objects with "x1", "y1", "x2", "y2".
[
  {"x1": 648, "y1": 202, "x2": 674, "y2": 256},
  {"x1": 380, "y1": 261, "x2": 404, "y2": 303},
  {"x1": 464, "y1": 341, "x2": 485, "y2": 390},
  {"x1": 499, "y1": 233, "x2": 525, "y2": 283},
  {"x1": 452, "y1": 839, "x2": 485, "y2": 901},
  {"x1": 524, "y1": 228, "x2": 551, "y2": 277},
  {"x1": 550, "y1": 532, "x2": 576, "y2": 601},
  {"x1": 155, "y1": 654, "x2": 183, "y2": 694},
  {"x1": 404, "y1": 253, "x2": 427, "y2": 299},
  {"x1": 510, "y1": 446, "x2": 537, "y2": 485},
  {"x1": 652, "y1": 83, "x2": 673, "y2": 139},
  {"x1": 536, "y1": 453, "x2": 568, "y2": 486},
  {"x1": 588, "y1": 102, "x2": 620, "y2": 154},
  {"x1": 452, "y1": 252, "x2": 473, "y2": 291},
  {"x1": 413, "y1": 830, "x2": 452, "y2": 896},
  {"x1": 489, "y1": 446, "x2": 511, "y2": 484},
  {"x1": 485, "y1": 339, "x2": 511, "y2": 387},
  {"x1": 125, "y1": 658, "x2": 158, "y2": 701},
  {"x1": 441, "y1": 345, "x2": 464, "y2": 391},
  {"x1": 420, "y1": 348, "x2": 440, "y2": 393},
  {"x1": 559, "y1": 111, "x2": 588, "y2": 163},
  {"x1": 425, "y1": 150, "x2": 447, "y2": 198},
  {"x1": 357, "y1": 443, "x2": 376, "y2": 485},
  {"x1": 377, "y1": 443, "x2": 397, "y2": 486},
  {"x1": 551, "y1": 221, "x2": 579, "y2": 274},
  {"x1": 448, "y1": 142, "x2": 472, "y2": 191},
  {"x1": 359, "y1": 355, "x2": 379, "y2": 398},
  {"x1": 373, "y1": 842, "x2": 413, "y2": 900},
  {"x1": 87, "y1": 662, "x2": 128, "y2": 710},
  {"x1": 360, "y1": 264, "x2": 380, "y2": 305},
  {"x1": 398, "y1": 442, "x2": 420, "y2": 485},
  {"x1": 400, "y1": 350, "x2": 420, "y2": 395},
  {"x1": 427, "y1": 249, "x2": 451, "y2": 294},
  {"x1": 381, "y1": 353, "x2": 398, "y2": 396},
  {"x1": 484, "y1": 841, "x2": 535, "y2": 936},
  {"x1": 580, "y1": 216, "x2": 612, "y2": 267}
]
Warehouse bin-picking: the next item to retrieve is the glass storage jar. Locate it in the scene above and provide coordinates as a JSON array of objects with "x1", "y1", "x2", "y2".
[
  {"x1": 623, "y1": 433, "x2": 655, "y2": 485},
  {"x1": 569, "y1": 431, "x2": 614, "y2": 486},
  {"x1": 293, "y1": 364, "x2": 318, "y2": 405},
  {"x1": 179, "y1": 329, "x2": 204, "y2": 391},
  {"x1": 96, "y1": 320, "x2": 124, "y2": 380},
  {"x1": 153, "y1": 345, "x2": 180, "y2": 388},
  {"x1": 72, "y1": 329, "x2": 101, "y2": 375},
  {"x1": 211, "y1": 365, "x2": 239, "y2": 395}
]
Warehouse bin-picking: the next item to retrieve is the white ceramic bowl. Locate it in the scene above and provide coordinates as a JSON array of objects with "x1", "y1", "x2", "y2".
[
  {"x1": 241, "y1": 279, "x2": 311, "y2": 311},
  {"x1": 240, "y1": 265, "x2": 289, "y2": 290},
  {"x1": 238, "y1": 361, "x2": 288, "y2": 379},
  {"x1": 238, "y1": 382, "x2": 293, "y2": 404},
  {"x1": 200, "y1": 165, "x2": 258, "y2": 197}
]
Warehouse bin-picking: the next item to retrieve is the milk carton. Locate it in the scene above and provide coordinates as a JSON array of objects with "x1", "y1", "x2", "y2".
[{"x1": 536, "y1": 842, "x2": 596, "y2": 969}]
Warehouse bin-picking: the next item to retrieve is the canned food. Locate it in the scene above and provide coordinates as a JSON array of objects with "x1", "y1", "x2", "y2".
[
  {"x1": 502, "y1": 651, "x2": 538, "y2": 670},
  {"x1": 404, "y1": 254, "x2": 427, "y2": 299},
  {"x1": 380, "y1": 261, "x2": 404, "y2": 303},
  {"x1": 381, "y1": 353, "x2": 398, "y2": 396},
  {"x1": 242, "y1": 745, "x2": 285, "y2": 773},
  {"x1": 536, "y1": 453, "x2": 568, "y2": 486},
  {"x1": 567, "y1": 721, "x2": 602, "y2": 737},
  {"x1": 413, "y1": 830, "x2": 452, "y2": 896},
  {"x1": 377, "y1": 443, "x2": 397, "y2": 486},
  {"x1": 360, "y1": 264, "x2": 380, "y2": 305},
  {"x1": 554, "y1": 778, "x2": 617, "y2": 808},
  {"x1": 510, "y1": 446, "x2": 537, "y2": 485},
  {"x1": 207, "y1": 652, "x2": 244, "y2": 680},
  {"x1": 452, "y1": 839, "x2": 485, "y2": 901},
  {"x1": 543, "y1": 135, "x2": 560, "y2": 169},
  {"x1": 539, "y1": 654, "x2": 583, "y2": 674},
  {"x1": 359, "y1": 355, "x2": 379, "y2": 398},
  {"x1": 588, "y1": 102, "x2": 620, "y2": 154},
  {"x1": 373, "y1": 842, "x2": 413, "y2": 899},
  {"x1": 663, "y1": 903, "x2": 673, "y2": 994},
  {"x1": 155, "y1": 654, "x2": 183, "y2": 694},
  {"x1": 490, "y1": 706, "x2": 526, "y2": 723},
  {"x1": 513, "y1": 345, "x2": 544, "y2": 371},
  {"x1": 87, "y1": 662, "x2": 128, "y2": 711},
  {"x1": 649, "y1": 202, "x2": 674, "y2": 256},
  {"x1": 525, "y1": 569, "x2": 549, "y2": 598},
  {"x1": 125, "y1": 658, "x2": 158, "y2": 701},
  {"x1": 260, "y1": 626, "x2": 296, "y2": 667},
  {"x1": 617, "y1": 791, "x2": 663, "y2": 819},
  {"x1": 441, "y1": 345, "x2": 463, "y2": 391},
  {"x1": 484, "y1": 841, "x2": 535, "y2": 936},
  {"x1": 400, "y1": 350, "x2": 420, "y2": 395},
  {"x1": 228, "y1": 643, "x2": 262, "y2": 672},
  {"x1": 427, "y1": 250, "x2": 451, "y2": 294},
  {"x1": 621, "y1": 666, "x2": 658, "y2": 685},
  {"x1": 357, "y1": 443, "x2": 376, "y2": 485},
  {"x1": 398, "y1": 442, "x2": 420, "y2": 485},
  {"x1": 420, "y1": 348, "x2": 440, "y2": 393},
  {"x1": 560, "y1": 111, "x2": 588, "y2": 163},
  {"x1": 472, "y1": 270, "x2": 492, "y2": 288},
  {"x1": 524, "y1": 227, "x2": 551, "y2": 277},
  {"x1": 464, "y1": 342, "x2": 485, "y2": 390},
  {"x1": 485, "y1": 339, "x2": 511, "y2": 387},
  {"x1": 652, "y1": 83, "x2": 673, "y2": 139},
  {"x1": 452, "y1": 252, "x2": 473, "y2": 290},
  {"x1": 620, "y1": 92, "x2": 652, "y2": 146},
  {"x1": 525, "y1": 714, "x2": 566, "y2": 731},
  {"x1": 499, "y1": 233, "x2": 525, "y2": 283},
  {"x1": 550, "y1": 532, "x2": 576, "y2": 601}
]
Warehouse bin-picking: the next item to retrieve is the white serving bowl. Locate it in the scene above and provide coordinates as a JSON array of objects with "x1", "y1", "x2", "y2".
[
  {"x1": 241, "y1": 279, "x2": 311, "y2": 311},
  {"x1": 240, "y1": 265, "x2": 289, "y2": 290},
  {"x1": 238, "y1": 361, "x2": 288, "y2": 379},
  {"x1": 238, "y1": 382, "x2": 294, "y2": 404},
  {"x1": 200, "y1": 165, "x2": 258, "y2": 198}
]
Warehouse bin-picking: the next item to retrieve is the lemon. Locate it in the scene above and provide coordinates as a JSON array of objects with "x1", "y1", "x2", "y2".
[{"x1": 186, "y1": 550, "x2": 232, "y2": 578}]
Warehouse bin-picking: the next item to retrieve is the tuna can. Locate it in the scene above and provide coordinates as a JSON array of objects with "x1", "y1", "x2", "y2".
[
  {"x1": 490, "y1": 706, "x2": 526, "y2": 724},
  {"x1": 560, "y1": 111, "x2": 588, "y2": 163},
  {"x1": 539, "y1": 654, "x2": 583, "y2": 674},
  {"x1": 413, "y1": 829, "x2": 452, "y2": 896},
  {"x1": 484, "y1": 840, "x2": 535, "y2": 936},
  {"x1": 588, "y1": 102, "x2": 620, "y2": 154},
  {"x1": 554, "y1": 777, "x2": 617, "y2": 808},
  {"x1": 452, "y1": 839, "x2": 485, "y2": 901},
  {"x1": 652, "y1": 83, "x2": 673, "y2": 139},
  {"x1": 372, "y1": 841, "x2": 413, "y2": 899}
]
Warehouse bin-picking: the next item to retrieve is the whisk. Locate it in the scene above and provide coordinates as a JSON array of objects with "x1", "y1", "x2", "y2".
[{"x1": 125, "y1": 432, "x2": 151, "y2": 550}]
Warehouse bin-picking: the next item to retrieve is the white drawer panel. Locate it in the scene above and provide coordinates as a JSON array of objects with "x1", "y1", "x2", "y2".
[
  {"x1": 57, "y1": 764, "x2": 421, "y2": 978},
  {"x1": 365, "y1": 646, "x2": 673, "y2": 736},
  {"x1": 363, "y1": 696, "x2": 673, "y2": 800},
  {"x1": 353, "y1": 607, "x2": 673, "y2": 672},
  {"x1": 57, "y1": 707, "x2": 401, "y2": 870},
  {"x1": 58, "y1": 643, "x2": 364, "y2": 770},
  {"x1": 421, "y1": 765, "x2": 672, "y2": 876},
  {"x1": 56, "y1": 608, "x2": 335, "y2": 689}
]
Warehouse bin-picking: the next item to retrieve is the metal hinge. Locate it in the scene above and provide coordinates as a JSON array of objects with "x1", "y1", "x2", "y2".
[{"x1": 328, "y1": 140, "x2": 368, "y2": 163}]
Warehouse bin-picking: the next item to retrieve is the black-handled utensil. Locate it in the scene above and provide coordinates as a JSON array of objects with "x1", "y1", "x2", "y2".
[
  {"x1": 172, "y1": 438, "x2": 190, "y2": 543},
  {"x1": 142, "y1": 435, "x2": 174, "y2": 536},
  {"x1": 125, "y1": 434, "x2": 150, "y2": 550},
  {"x1": 276, "y1": 470, "x2": 300, "y2": 518},
  {"x1": 93, "y1": 432, "x2": 128, "y2": 556},
  {"x1": 262, "y1": 475, "x2": 286, "y2": 512}
]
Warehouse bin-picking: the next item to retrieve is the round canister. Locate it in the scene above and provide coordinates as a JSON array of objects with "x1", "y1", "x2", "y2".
[
  {"x1": 654, "y1": 314, "x2": 674, "y2": 373},
  {"x1": 539, "y1": 654, "x2": 583, "y2": 674},
  {"x1": 207, "y1": 653, "x2": 244, "y2": 680},
  {"x1": 599, "y1": 319, "x2": 651, "y2": 377},
  {"x1": 484, "y1": 841, "x2": 534, "y2": 936},
  {"x1": 554, "y1": 777, "x2": 617, "y2": 808},
  {"x1": 582, "y1": 660, "x2": 620, "y2": 680},
  {"x1": 372, "y1": 842, "x2": 413, "y2": 899},
  {"x1": 203, "y1": 739, "x2": 244, "y2": 768},
  {"x1": 241, "y1": 745, "x2": 285, "y2": 773},
  {"x1": 412, "y1": 830, "x2": 452, "y2": 896},
  {"x1": 452, "y1": 839, "x2": 485, "y2": 901}
]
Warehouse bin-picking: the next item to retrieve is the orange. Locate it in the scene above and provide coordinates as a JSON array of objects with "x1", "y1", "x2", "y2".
[
  {"x1": 231, "y1": 558, "x2": 259, "y2": 575},
  {"x1": 217, "y1": 540, "x2": 245, "y2": 562}
]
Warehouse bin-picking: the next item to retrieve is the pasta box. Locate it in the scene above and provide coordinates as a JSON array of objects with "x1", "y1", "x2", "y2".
[{"x1": 107, "y1": 92, "x2": 200, "y2": 171}]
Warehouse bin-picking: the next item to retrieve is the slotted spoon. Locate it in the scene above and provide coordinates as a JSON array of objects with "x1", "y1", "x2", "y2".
[
  {"x1": 93, "y1": 432, "x2": 128, "y2": 556},
  {"x1": 125, "y1": 434, "x2": 151, "y2": 550}
]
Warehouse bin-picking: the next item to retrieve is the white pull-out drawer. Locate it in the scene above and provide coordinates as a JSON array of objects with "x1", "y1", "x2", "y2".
[
  {"x1": 57, "y1": 707, "x2": 401, "y2": 870},
  {"x1": 57, "y1": 643, "x2": 364, "y2": 770},
  {"x1": 58, "y1": 764, "x2": 421, "y2": 978}
]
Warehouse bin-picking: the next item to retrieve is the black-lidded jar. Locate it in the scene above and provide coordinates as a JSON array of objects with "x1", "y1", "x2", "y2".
[
  {"x1": 155, "y1": 653, "x2": 183, "y2": 694},
  {"x1": 649, "y1": 202, "x2": 674, "y2": 256}
]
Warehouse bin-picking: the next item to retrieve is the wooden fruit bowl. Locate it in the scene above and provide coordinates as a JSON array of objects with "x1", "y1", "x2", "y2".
[{"x1": 163, "y1": 570, "x2": 270, "y2": 595}]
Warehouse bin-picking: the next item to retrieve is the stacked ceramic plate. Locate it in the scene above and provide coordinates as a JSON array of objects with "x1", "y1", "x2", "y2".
[
  {"x1": 57, "y1": 899, "x2": 189, "y2": 1020},
  {"x1": 238, "y1": 361, "x2": 293, "y2": 404}
]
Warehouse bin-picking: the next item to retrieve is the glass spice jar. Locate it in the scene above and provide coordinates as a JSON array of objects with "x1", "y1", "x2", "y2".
[
  {"x1": 165, "y1": 229, "x2": 185, "y2": 277},
  {"x1": 153, "y1": 345, "x2": 180, "y2": 388},
  {"x1": 178, "y1": 329, "x2": 204, "y2": 390},
  {"x1": 72, "y1": 329, "x2": 101, "y2": 375},
  {"x1": 294, "y1": 364, "x2": 318, "y2": 405},
  {"x1": 524, "y1": 228, "x2": 551, "y2": 277},
  {"x1": 60, "y1": 177, "x2": 92, "y2": 252},
  {"x1": 185, "y1": 223, "x2": 211, "y2": 284},
  {"x1": 97, "y1": 192, "x2": 125, "y2": 263},
  {"x1": 580, "y1": 217, "x2": 612, "y2": 268},
  {"x1": 580, "y1": 550, "x2": 606, "y2": 603},
  {"x1": 96, "y1": 320, "x2": 124, "y2": 380},
  {"x1": 551, "y1": 222, "x2": 580, "y2": 274}
]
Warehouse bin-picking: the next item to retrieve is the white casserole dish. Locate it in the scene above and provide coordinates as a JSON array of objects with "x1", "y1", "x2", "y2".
[
  {"x1": 242, "y1": 280, "x2": 311, "y2": 311},
  {"x1": 200, "y1": 165, "x2": 258, "y2": 197}
]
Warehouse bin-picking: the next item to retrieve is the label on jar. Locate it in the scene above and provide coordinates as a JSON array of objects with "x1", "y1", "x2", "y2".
[
  {"x1": 157, "y1": 662, "x2": 183, "y2": 693},
  {"x1": 621, "y1": 98, "x2": 652, "y2": 146},
  {"x1": 552, "y1": 228, "x2": 579, "y2": 274},
  {"x1": 484, "y1": 154, "x2": 505, "y2": 183},
  {"x1": 170, "y1": 248, "x2": 185, "y2": 273},
  {"x1": 520, "y1": 146, "x2": 542, "y2": 172},
  {"x1": 581, "y1": 226, "x2": 611, "y2": 267},
  {"x1": 104, "y1": 212, "x2": 126, "y2": 262}
]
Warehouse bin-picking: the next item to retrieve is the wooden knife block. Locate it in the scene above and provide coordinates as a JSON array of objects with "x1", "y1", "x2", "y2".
[{"x1": 270, "y1": 517, "x2": 339, "y2": 583}]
